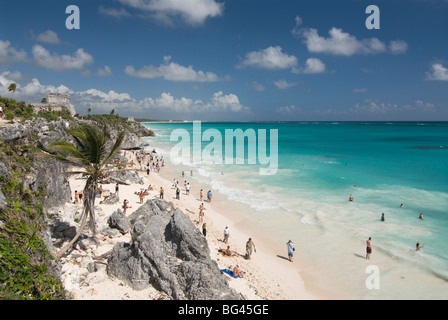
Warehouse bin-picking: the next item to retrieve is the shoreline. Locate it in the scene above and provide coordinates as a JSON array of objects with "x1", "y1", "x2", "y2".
[{"x1": 58, "y1": 149, "x2": 319, "y2": 300}]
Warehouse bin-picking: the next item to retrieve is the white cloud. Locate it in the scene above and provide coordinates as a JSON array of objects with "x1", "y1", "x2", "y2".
[
  {"x1": 251, "y1": 81, "x2": 265, "y2": 92},
  {"x1": 426, "y1": 63, "x2": 448, "y2": 81},
  {"x1": 299, "y1": 27, "x2": 388, "y2": 56},
  {"x1": 36, "y1": 30, "x2": 61, "y2": 44},
  {"x1": 276, "y1": 105, "x2": 302, "y2": 114},
  {"x1": 302, "y1": 58, "x2": 326, "y2": 74},
  {"x1": 353, "y1": 88, "x2": 367, "y2": 93},
  {"x1": 0, "y1": 71, "x2": 72, "y2": 99},
  {"x1": 83, "y1": 90, "x2": 249, "y2": 114},
  {"x1": 238, "y1": 46, "x2": 298, "y2": 70},
  {"x1": 0, "y1": 40, "x2": 27, "y2": 64},
  {"x1": 291, "y1": 15, "x2": 303, "y2": 37},
  {"x1": 99, "y1": 5, "x2": 132, "y2": 18},
  {"x1": 352, "y1": 99, "x2": 436, "y2": 114},
  {"x1": 274, "y1": 79, "x2": 298, "y2": 90},
  {"x1": 125, "y1": 57, "x2": 223, "y2": 82},
  {"x1": 32, "y1": 45, "x2": 94, "y2": 72},
  {"x1": 0, "y1": 71, "x2": 248, "y2": 115},
  {"x1": 118, "y1": 0, "x2": 224, "y2": 26},
  {"x1": 79, "y1": 89, "x2": 131, "y2": 102},
  {"x1": 96, "y1": 65, "x2": 113, "y2": 76},
  {"x1": 389, "y1": 40, "x2": 408, "y2": 55}
]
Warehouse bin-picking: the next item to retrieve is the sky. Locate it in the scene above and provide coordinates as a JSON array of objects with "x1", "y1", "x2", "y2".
[{"x1": 0, "y1": 0, "x2": 447, "y2": 121}]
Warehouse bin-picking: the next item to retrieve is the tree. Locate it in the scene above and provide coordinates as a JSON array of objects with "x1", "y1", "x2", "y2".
[
  {"x1": 110, "y1": 109, "x2": 115, "y2": 116},
  {"x1": 41, "y1": 97, "x2": 47, "y2": 104},
  {"x1": 8, "y1": 83, "x2": 17, "y2": 96},
  {"x1": 42, "y1": 123, "x2": 125, "y2": 259},
  {"x1": 87, "y1": 108, "x2": 91, "y2": 114}
]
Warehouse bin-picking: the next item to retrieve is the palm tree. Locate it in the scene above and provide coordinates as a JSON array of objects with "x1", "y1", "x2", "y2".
[
  {"x1": 8, "y1": 83, "x2": 17, "y2": 96},
  {"x1": 42, "y1": 123, "x2": 125, "y2": 259}
]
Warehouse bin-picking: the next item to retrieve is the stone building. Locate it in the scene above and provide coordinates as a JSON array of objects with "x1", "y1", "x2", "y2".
[{"x1": 35, "y1": 93, "x2": 76, "y2": 116}]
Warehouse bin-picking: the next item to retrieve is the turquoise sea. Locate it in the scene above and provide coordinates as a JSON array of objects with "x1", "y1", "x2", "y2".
[{"x1": 142, "y1": 121, "x2": 448, "y2": 299}]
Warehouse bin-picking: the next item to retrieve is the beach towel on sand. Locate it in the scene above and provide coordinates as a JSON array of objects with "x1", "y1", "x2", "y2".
[{"x1": 221, "y1": 269, "x2": 240, "y2": 278}]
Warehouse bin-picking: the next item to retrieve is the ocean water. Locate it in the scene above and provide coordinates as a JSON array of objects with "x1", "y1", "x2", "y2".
[{"x1": 141, "y1": 121, "x2": 448, "y2": 299}]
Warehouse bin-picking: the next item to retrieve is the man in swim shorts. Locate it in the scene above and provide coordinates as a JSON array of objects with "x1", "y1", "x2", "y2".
[{"x1": 366, "y1": 237, "x2": 372, "y2": 260}]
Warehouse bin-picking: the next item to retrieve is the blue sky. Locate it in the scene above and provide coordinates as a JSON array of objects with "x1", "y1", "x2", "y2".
[{"x1": 0, "y1": 0, "x2": 447, "y2": 121}]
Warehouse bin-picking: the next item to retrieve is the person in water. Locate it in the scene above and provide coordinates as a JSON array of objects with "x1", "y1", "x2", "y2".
[
  {"x1": 416, "y1": 242, "x2": 425, "y2": 251},
  {"x1": 381, "y1": 213, "x2": 385, "y2": 221}
]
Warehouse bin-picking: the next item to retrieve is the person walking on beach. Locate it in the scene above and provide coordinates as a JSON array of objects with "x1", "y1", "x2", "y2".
[
  {"x1": 286, "y1": 240, "x2": 295, "y2": 262},
  {"x1": 202, "y1": 223, "x2": 207, "y2": 237},
  {"x1": 176, "y1": 187, "x2": 180, "y2": 200},
  {"x1": 223, "y1": 226, "x2": 229, "y2": 243},
  {"x1": 115, "y1": 183, "x2": 119, "y2": 196},
  {"x1": 200, "y1": 189, "x2": 203, "y2": 201},
  {"x1": 246, "y1": 238, "x2": 256, "y2": 260},
  {"x1": 366, "y1": 237, "x2": 372, "y2": 260}
]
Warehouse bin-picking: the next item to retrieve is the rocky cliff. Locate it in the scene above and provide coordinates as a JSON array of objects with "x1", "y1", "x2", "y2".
[{"x1": 107, "y1": 199, "x2": 241, "y2": 300}]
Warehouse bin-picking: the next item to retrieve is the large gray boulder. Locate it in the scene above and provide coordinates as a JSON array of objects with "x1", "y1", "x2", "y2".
[
  {"x1": 107, "y1": 199, "x2": 240, "y2": 300},
  {"x1": 107, "y1": 209, "x2": 130, "y2": 234}
]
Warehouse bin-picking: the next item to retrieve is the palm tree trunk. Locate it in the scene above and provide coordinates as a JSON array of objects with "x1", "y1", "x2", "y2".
[
  {"x1": 85, "y1": 177, "x2": 98, "y2": 234},
  {"x1": 54, "y1": 206, "x2": 88, "y2": 260},
  {"x1": 54, "y1": 177, "x2": 97, "y2": 260}
]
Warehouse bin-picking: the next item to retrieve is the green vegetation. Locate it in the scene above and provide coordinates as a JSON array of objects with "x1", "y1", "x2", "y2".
[
  {"x1": 0, "y1": 96, "x2": 72, "y2": 122},
  {"x1": 0, "y1": 141, "x2": 65, "y2": 300}
]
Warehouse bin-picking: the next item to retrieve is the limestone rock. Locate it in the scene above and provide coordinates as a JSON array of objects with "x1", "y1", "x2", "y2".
[{"x1": 107, "y1": 199, "x2": 240, "y2": 300}]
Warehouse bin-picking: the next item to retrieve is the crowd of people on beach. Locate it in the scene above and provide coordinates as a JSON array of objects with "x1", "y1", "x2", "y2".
[{"x1": 72, "y1": 148, "x2": 277, "y2": 281}]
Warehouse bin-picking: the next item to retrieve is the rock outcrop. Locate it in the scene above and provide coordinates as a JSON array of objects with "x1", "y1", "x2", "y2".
[{"x1": 107, "y1": 199, "x2": 241, "y2": 300}]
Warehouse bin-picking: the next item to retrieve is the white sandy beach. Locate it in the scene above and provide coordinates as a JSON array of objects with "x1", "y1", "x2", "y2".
[{"x1": 56, "y1": 150, "x2": 319, "y2": 300}]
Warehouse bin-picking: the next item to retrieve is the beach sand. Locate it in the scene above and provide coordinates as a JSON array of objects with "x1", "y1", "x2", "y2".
[{"x1": 56, "y1": 150, "x2": 318, "y2": 300}]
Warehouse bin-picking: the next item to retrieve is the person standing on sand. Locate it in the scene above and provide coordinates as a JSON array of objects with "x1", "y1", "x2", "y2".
[
  {"x1": 366, "y1": 237, "x2": 372, "y2": 260},
  {"x1": 207, "y1": 190, "x2": 212, "y2": 203},
  {"x1": 200, "y1": 189, "x2": 203, "y2": 201},
  {"x1": 123, "y1": 199, "x2": 129, "y2": 214},
  {"x1": 202, "y1": 223, "x2": 207, "y2": 237},
  {"x1": 115, "y1": 183, "x2": 119, "y2": 196},
  {"x1": 223, "y1": 226, "x2": 229, "y2": 243},
  {"x1": 176, "y1": 187, "x2": 180, "y2": 200},
  {"x1": 286, "y1": 240, "x2": 295, "y2": 262},
  {"x1": 246, "y1": 238, "x2": 256, "y2": 259},
  {"x1": 160, "y1": 187, "x2": 164, "y2": 199}
]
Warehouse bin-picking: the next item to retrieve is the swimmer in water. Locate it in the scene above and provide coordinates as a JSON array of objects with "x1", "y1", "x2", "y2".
[
  {"x1": 349, "y1": 194, "x2": 354, "y2": 201},
  {"x1": 416, "y1": 242, "x2": 425, "y2": 251}
]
